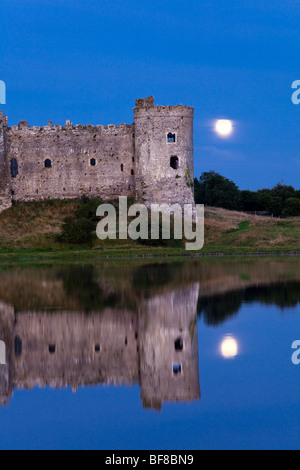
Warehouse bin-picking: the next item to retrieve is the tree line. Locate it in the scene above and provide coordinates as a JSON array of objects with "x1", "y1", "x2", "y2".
[
  {"x1": 198, "y1": 281, "x2": 300, "y2": 326},
  {"x1": 194, "y1": 171, "x2": 300, "y2": 217}
]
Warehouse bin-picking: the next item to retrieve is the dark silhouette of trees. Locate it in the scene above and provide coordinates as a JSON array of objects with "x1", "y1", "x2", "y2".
[
  {"x1": 194, "y1": 171, "x2": 242, "y2": 211},
  {"x1": 198, "y1": 281, "x2": 300, "y2": 326},
  {"x1": 194, "y1": 171, "x2": 300, "y2": 217}
]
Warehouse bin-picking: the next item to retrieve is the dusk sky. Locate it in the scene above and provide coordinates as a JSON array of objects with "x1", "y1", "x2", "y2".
[{"x1": 1, "y1": 0, "x2": 300, "y2": 190}]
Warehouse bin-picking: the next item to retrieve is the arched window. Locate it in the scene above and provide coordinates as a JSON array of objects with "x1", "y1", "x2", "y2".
[
  {"x1": 90, "y1": 158, "x2": 96, "y2": 167},
  {"x1": 10, "y1": 158, "x2": 18, "y2": 177},
  {"x1": 170, "y1": 156, "x2": 179, "y2": 170},
  {"x1": 131, "y1": 169, "x2": 135, "y2": 176},
  {"x1": 45, "y1": 159, "x2": 52, "y2": 168}
]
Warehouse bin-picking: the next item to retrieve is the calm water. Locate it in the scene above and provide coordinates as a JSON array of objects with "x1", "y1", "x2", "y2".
[{"x1": 0, "y1": 257, "x2": 300, "y2": 450}]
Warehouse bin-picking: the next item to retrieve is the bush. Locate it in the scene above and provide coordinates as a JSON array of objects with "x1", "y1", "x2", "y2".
[
  {"x1": 57, "y1": 216, "x2": 95, "y2": 245},
  {"x1": 75, "y1": 196, "x2": 103, "y2": 221},
  {"x1": 284, "y1": 198, "x2": 300, "y2": 217},
  {"x1": 57, "y1": 196, "x2": 103, "y2": 245}
]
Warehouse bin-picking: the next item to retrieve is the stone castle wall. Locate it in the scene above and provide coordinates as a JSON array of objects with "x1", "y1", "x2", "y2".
[
  {"x1": 11, "y1": 309, "x2": 140, "y2": 392},
  {"x1": 0, "y1": 97, "x2": 195, "y2": 209},
  {"x1": 7, "y1": 122, "x2": 136, "y2": 202},
  {"x1": 0, "y1": 112, "x2": 12, "y2": 212},
  {"x1": 0, "y1": 283, "x2": 200, "y2": 410}
]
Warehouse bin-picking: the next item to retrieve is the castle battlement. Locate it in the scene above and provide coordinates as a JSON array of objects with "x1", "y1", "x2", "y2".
[
  {"x1": 0, "y1": 97, "x2": 195, "y2": 211},
  {"x1": 8, "y1": 122, "x2": 133, "y2": 132}
]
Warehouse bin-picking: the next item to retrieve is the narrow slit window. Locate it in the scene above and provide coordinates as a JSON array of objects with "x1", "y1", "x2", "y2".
[
  {"x1": 131, "y1": 169, "x2": 135, "y2": 176},
  {"x1": 14, "y1": 337, "x2": 22, "y2": 357},
  {"x1": 121, "y1": 164, "x2": 124, "y2": 172},
  {"x1": 167, "y1": 133, "x2": 176, "y2": 143},
  {"x1": 10, "y1": 158, "x2": 19, "y2": 177},
  {"x1": 45, "y1": 159, "x2": 52, "y2": 169},
  {"x1": 170, "y1": 156, "x2": 179, "y2": 170},
  {"x1": 174, "y1": 337, "x2": 183, "y2": 351}
]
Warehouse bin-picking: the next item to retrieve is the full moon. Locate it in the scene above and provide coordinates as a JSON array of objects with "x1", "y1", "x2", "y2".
[
  {"x1": 215, "y1": 119, "x2": 233, "y2": 137},
  {"x1": 220, "y1": 336, "x2": 238, "y2": 359}
]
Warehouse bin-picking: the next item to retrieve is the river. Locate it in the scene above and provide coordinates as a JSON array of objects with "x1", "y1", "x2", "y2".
[{"x1": 0, "y1": 257, "x2": 299, "y2": 450}]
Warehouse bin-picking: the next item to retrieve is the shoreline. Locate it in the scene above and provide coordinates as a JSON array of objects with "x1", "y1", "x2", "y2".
[{"x1": 0, "y1": 248, "x2": 300, "y2": 266}]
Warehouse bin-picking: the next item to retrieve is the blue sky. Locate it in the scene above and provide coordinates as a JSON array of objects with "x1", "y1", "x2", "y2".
[{"x1": 1, "y1": 0, "x2": 300, "y2": 190}]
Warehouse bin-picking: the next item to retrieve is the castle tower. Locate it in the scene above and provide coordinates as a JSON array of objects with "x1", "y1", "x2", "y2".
[
  {"x1": 0, "y1": 112, "x2": 12, "y2": 212},
  {"x1": 0, "y1": 301, "x2": 15, "y2": 406},
  {"x1": 134, "y1": 97, "x2": 195, "y2": 207},
  {"x1": 138, "y1": 283, "x2": 201, "y2": 411}
]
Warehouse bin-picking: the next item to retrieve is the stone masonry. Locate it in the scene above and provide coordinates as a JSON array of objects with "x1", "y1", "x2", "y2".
[
  {"x1": 0, "y1": 284, "x2": 200, "y2": 410},
  {"x1": 0, "y1": 97, "x2": 195, "y2": 211}
]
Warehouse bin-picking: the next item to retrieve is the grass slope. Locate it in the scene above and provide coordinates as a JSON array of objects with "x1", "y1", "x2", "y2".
[{"x1": 0, "y1": 199, "x2": 299, "y2": 260}]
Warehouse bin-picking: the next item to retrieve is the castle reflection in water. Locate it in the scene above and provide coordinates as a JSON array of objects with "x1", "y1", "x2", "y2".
[
  {"x1": 2, "y1": 257, "x2": 300, "y2": 411},
  {"x1": 0, "y1": 264, "x2": 201, "y2": 411}
]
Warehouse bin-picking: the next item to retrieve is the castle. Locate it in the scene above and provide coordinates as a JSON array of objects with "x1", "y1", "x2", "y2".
[
  {"x1": 0, "y1": 279, "x2": 201, "y2": 411},
  {"x1": 0, "y1": 96, "x2": 195, "y2": 212}
]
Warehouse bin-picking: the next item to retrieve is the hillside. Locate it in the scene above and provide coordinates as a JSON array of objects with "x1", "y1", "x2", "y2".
[
  {"x1": 204, "y1": 207, "x2": 300, "y2": 253},
  {"x1": 0, "y1": 199, "x2": 299, "y2": 259}
]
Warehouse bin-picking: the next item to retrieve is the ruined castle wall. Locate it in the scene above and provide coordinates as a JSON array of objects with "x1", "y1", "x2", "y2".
[
  {"x1": 0, "y1": 97, "x2": 195, "y2": 210},
  {"x1": 134, "y1": 98, "x2": 195, "y2": 207},
  {"x1": 6, "y1": 122, "x2": 136, "y2": 202},
  {"x1": 11, "y1": 309, "x2": 140, "y2": 391},
  {"x1": 0, "y1": 113, "x2": 12, "y2": 211},
  {"x1": 0, "y1": 278, "x2": 201, "y2": 408},
  {"x1": 138, "y1": 283, "x2": 200, "y2": 410}
]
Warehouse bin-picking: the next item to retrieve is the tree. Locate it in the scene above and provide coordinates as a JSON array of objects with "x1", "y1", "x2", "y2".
[
  {"x1": 194, "y1": 171, "x2": 241, "y2": 211},
  {"x1": 240, "y1": 190, "x2": 261, "y2": 212},
  {"x1": 284, "y1": 198, "x2": 300, "y2": 217},
  {"x1": 194, "y1": 172, "x2": 300, "y2": 218}
]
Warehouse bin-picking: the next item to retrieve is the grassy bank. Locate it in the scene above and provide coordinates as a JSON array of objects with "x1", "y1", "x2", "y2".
[{"x1": 0, "y1": 198, "x2": 300, "y2": 261}]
